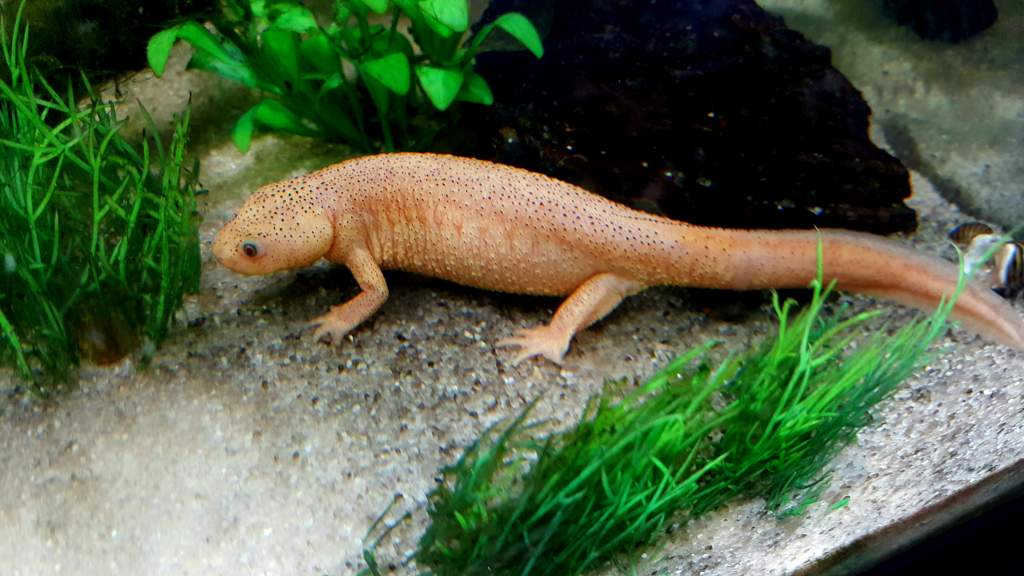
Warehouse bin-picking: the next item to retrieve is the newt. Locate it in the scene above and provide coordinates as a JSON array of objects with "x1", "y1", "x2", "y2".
[{"x1": 212, "y1": 153, "x2": 1024, "y2": 363}]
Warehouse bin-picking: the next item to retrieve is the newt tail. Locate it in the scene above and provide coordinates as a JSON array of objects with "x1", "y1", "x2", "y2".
[
  {"x1": 661, "y1": 226, "x2": 1024, "y2": 352},
  {"x1": 212, "y1": 153, "x2": 1024, "y2": 363}
]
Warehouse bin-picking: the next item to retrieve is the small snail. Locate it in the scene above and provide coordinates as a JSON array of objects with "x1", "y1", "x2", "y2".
[
  {"x1": 994, "y1": 242, "x2": 1023, "y2": 298},
  {"x1": 948, "y1": 221, "x2": 995, "y2": 246},
  {"x1": 948, "y1": 222, "x2": 1021, "y2": 298}
]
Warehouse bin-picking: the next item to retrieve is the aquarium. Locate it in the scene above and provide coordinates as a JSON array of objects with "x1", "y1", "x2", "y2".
[{"x1": 1, "y1": 1, "x2": 1022, "y2": 575}]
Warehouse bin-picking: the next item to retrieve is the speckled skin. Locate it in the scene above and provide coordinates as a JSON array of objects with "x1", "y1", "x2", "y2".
[{"x1": 213, "y1": 153, "x2": 1024, "y2": 363}]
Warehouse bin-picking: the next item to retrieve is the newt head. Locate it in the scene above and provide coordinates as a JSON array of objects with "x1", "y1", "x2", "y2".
[{"x1": 213, "y1": 181, "x2": 334, "y2": 276}]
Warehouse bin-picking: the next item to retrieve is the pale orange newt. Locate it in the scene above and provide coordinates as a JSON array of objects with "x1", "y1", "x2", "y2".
[{"x1": 212, "y1": 153, "x2": 1024, "y2": 363}]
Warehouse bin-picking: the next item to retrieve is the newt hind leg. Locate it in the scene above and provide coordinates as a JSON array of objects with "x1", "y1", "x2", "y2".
[{"x1": 498, "y1": 273, "x2": 645, "y2": 364}]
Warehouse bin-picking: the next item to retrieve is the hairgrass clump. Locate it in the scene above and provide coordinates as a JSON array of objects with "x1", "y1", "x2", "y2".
[
  {"x1": 0, "y1": 3, "x2": 201, "y2": 395},
  {"x1": 363, "y1": 255, "x2": 960, "y2": 575},
  {"x1": 707, "y1": 280, "x2": 954, "y2": 517}
]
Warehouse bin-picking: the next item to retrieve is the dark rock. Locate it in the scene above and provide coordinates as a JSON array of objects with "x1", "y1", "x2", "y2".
[
  {"x1": 454, "y1": 0, "x2": 916, "y2": 234},
  {"x1": 883, "y1": 0, "x2": 998, "y2": 43},
  {"x1": 3, "y1": 0, "x2": 216, "y2": 86}
]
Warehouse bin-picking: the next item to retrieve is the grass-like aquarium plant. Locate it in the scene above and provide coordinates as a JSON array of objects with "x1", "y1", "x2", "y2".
[
  {"x1": 362, "y1": 260, "x2": 960, "y2": 575},
  {"x1": 0, "y1": 4, "x2": 201, "y2": 395},
  {"x1": 146, "y1": 0, "x2": 544, "y2": 152}
]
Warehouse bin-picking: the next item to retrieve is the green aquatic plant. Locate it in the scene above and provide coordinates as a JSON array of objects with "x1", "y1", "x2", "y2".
[
  {"x1": 362, "y1": 255, "x2": 959, "y2": 575},
  {"x1": 146, "y1": 0, "x2": 543, "y2": 152},
  {"x1": 0, "y1": 3, "x2": 201, "y2": 395},
  {"x1": 705, "y1": 279, "x2": 954, "y2": 517}
]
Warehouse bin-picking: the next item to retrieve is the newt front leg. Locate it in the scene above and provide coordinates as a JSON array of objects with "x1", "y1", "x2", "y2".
[{"x1": 311, "y1": 248, "x2": 389, "y2": 343}]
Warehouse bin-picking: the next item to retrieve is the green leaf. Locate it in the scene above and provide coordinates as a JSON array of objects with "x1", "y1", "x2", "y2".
[
  {"x1": 357, "y1": 0, "x2": 389, "y2": 13},
  {"x1": 493, "y1": 12, "x2": 544, "y2": 58},
  {"x1": 336, "y1": 24, "x2": 361, "y2": 51},
  {"x1": 415, "y1": 65, "x2": 464, "y2": 110},
  {"x1": 464, "y1": 12, "x2": 544, "y2": 63},
  {"x1": 456, "y1": 72, "x2": 492, "y2": 105},
  {"x1": 188, "y1": 48, "x2": 265, "y2": 91},
  {"x1": 418, "y1": 0, "x2": 468, "y2": 37},
  {"x1": 371, "y1": 24, "x2": 415, "y2": 57},
  {"x1": 393, "y1": 0, "x2": 418, "y2": 14},
  {"x1": 250, "y1": 0, "x2": 268, "y2": 18},
  {"x1": 147, "y1": 27, "x2": 180, "y2": 77},
  {"x1": 268, "y1": 4, "x2": 319, "y2": 33},
  {"x1": 232, "y1": 100, "x2": 318, "y2": 152},
  {"x1": 300, "y1": 34, "x2": 338, "y2": 75},
  {"x1": 337, "y1": 23, "x2": 385, "y2": 53},
  {"x1": 360, "y1": 52, "x2": 410, "y2": 95},
  {"x1": 254, "y1": 100, "x2": 316, "y2": 135},
  {"x1": 311, "y1": 93, "x2": 363, "y2": 144},
  {"x1": 232, "y1": 106, "x2": 259, "y2": 153},
  {"x1": 318, "y1": 73, "x2": 346, "y2": 97},
  {"x1": 177, "y1": 21, "x2": 237, "y2": 63},
  {"x1": 147, "y1": 21, "x2": 237, "y2": 77},
  {"x1": 260, "y1": 28, "x2": 300, "y2": 87}
]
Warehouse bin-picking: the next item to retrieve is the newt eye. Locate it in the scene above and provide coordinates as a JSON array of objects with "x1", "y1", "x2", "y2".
[{"x1": 241, "y1": 241, "x2": 260, "y2": 258}]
